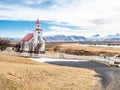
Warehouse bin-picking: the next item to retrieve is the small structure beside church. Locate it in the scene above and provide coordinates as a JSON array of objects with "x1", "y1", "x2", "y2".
[{"x1": 21, "y1": 19, "x2": 45, "y2": 54}]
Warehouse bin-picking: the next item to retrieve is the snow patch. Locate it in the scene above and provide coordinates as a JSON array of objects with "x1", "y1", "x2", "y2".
[{"x1": 29, "y1": 58, "x2": 88, "y2": 63}]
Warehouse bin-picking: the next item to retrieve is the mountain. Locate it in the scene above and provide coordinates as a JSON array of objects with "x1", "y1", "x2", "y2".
[
  {"x1": 87, "y1": 34, "x2": 120, "y2": 41},
  {"x1": 7, "y1": 37, "x2": 21, "y2": 41},
  {"x1": 103, "y1": 34, "x2": 120, "y2": 41},
  {"x1": 44, "y1": 34, "x2": 120, "y2": 42},
  {"x1": 0, "y1": 37, "x2": 21, "y2": 41},
  {"x1": 44, "y1": 35, "x2": 86, "y2": 42},
  {"x1": 87, "y1": 34, "x2": 102, "y2": 41}
]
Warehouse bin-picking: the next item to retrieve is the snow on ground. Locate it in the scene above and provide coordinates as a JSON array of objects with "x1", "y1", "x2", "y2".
[
  {"x1": 80, "y1": 44, "x2": 120, "y2": 48},
  {"x1": 29, "y1": 58, "x2": 89, "y2": 63}
]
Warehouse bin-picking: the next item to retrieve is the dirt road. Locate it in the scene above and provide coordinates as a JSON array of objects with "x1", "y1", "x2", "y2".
[{"x1": 46, "y1": 61, "x2": 120, "y2": 90}]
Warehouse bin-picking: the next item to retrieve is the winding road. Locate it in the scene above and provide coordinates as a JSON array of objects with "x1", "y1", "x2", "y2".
[{"x1": 30, "y1": 58, "x2": 120, "y2": 90}]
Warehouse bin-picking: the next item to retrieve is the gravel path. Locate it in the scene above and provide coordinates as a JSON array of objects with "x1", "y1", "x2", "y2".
[{"x1": 46, "y1": 61, "x2": 120, "y2": 90}]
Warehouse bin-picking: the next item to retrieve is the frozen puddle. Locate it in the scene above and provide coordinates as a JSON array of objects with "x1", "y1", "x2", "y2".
[{"x1": 29, "y1": 58, "x2": 89, "y2": 63}]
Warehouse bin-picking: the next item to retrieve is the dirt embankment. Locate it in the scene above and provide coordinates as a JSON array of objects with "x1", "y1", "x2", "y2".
[{"x1": 49, "y1": 44, "x2": 120, "y2": 57}]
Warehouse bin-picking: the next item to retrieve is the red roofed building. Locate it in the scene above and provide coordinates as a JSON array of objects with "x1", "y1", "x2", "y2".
[{"x1": 21, "y1": 19, "x2": 45, "y2": 53}]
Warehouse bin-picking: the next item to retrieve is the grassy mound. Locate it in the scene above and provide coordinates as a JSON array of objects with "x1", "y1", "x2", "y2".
[{"x1": 0, "y1": 54, "x2": 101, "y2": 90}]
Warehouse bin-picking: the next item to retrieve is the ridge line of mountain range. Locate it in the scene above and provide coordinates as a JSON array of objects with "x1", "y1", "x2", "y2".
[{"x1": 1, "y1": 33, "x2": 120, "y2": 42}]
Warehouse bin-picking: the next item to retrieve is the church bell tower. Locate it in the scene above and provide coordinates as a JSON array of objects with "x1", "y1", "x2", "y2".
[{"x1": 34, "y1": 19, "x2": 42, "y2": 44}]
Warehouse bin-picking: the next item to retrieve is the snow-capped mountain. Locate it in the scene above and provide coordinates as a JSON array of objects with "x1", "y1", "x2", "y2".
[
  {"x1": 44, "y1": 35, "x2": 86, "y2": 42},
  {"x1": 87, "y1": 34, "x2": 102, "y2": 41},
  {"x1": 103, "y1": 34, "x2": 120, "y2": 41},
  {"x1": 44, "y1": 34, "x2": 120, "y2": 42}
]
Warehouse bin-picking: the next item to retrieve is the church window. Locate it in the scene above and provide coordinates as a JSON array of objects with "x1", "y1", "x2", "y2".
[{"x1": 38, "y1": 35, "x2": 40, "y2": 41}]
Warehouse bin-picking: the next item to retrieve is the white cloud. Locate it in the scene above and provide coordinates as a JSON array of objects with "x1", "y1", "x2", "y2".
[
  {"x1": 43, "y1": 25, "x2": 98, "y2": 37},
  {"x1": 43, "y1": 29, "x2": 97, "y2": 37},
  {"x1": 0, "y1": 0, "x2": 120, "y2": 36},
  {"x1": 50, "y1": 26, "x2": 71, "y2": 31}
]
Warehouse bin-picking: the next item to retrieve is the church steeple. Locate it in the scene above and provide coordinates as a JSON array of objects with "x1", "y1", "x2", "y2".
[{"x1": 35, "y1": 19, "x2": 41, "y2": 31}]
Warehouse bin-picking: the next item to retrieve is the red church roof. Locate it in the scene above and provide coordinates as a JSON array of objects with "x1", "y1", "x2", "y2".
[
  {"x1": 36, "y1": 28, "x2": 42, "y2": 31},
  {"x1": 22, "y1": 33, "x2": 33, "y2": 42}
]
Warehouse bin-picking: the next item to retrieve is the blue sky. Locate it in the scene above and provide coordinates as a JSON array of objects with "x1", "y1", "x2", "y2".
[{"x1": 0, "y1": 0, "x2": 120, "y2": 37}]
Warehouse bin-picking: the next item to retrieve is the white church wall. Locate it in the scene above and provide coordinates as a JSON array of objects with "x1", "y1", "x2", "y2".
[
  {"x1": 23, "y1": 38, "x2": 34, "y2": 51},
  {"x1": 40, "y1": 38, "x2": 45, "y2": 51}
]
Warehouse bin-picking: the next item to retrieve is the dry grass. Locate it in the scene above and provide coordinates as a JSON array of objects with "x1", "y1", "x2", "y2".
[
  {"x1": 0, "y1": 53, "x2": 101, "y2": 90},
  {"x1": 53, "y1": 43, "x2": 120, "y2": 56},
  {"x1": 0, "y1": 53, "x2": 40, "y2": 65}
]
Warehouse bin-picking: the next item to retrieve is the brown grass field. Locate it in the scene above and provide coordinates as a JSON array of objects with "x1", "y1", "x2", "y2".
[
  {"x1": 0, "y1": 53, "x2": 101, "y2": 90},
  {"x1": 46, "y1": 42, "x2": 120, "y2": 56}
]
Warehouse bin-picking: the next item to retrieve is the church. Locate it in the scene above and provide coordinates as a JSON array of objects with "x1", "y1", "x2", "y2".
[{"x1": 21, "y1": 19, "x2": 45, "y2": 54}]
